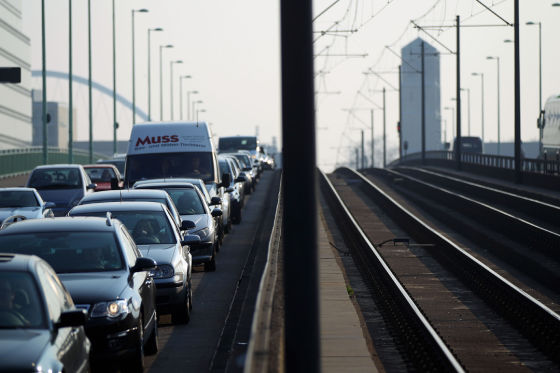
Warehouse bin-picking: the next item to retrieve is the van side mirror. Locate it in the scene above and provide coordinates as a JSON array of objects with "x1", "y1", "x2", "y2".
[
  {"x1": 210, "y1": 196, "x2": 221, "y2": 206},
  {"x1": 221, "y1": 173, "x2": 231, "y2": 187},
  {"x1": 181, "y1": 220, "x2": 196, "y2": 230}
]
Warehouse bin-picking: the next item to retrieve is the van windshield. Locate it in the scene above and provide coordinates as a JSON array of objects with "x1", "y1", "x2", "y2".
[
  {"x1": 219, "y1": 137, "x2": 257, "y2": 151},
  {"x1": 126, "y1": 152, "x2": 214, "y2": 186}
]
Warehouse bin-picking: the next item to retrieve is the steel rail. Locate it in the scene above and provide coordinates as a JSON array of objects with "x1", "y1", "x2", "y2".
[
  {"x1": 341, "y1": 167, "x2": 560, "y2": 363},
  {"x1": 319, "y1": 169, "x2": 465, "y2": 372}
]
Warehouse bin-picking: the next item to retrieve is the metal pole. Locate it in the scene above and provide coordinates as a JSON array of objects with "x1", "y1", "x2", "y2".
[
  {"x1": 68, "y1": 0, "x2": 73, "y2": 163},
  {"x1": 42, "y1": 0, "x2": 47, "y2": 164},
  {"x1": 159, "y1": 45, "x2": 163, "y2": 120},
  {"x1": 148, "y1": 29, "x2": 152, "y2": 121},
  {"x1": 112, "y1": 0, "x2": 117, "y2": 154},
  {"x1": 398, "y1": 64, "x2": 402, "y2": 159},
  {"x1": 360, "y1": 130, "x2": 364, "y2": 169},
  {"x1": 88, "y1": 0, "x2": 92, "y2": 163},
  {"x1": 456, "y1": 15, "x2": 462, "y2": 170},
  {"x1": 497, "y1": 57, "x2": 501, "y2": 155},
  {"x1": 514, "y1": 0, "x2": 522, "y2": 183},
  {"x1": 421, "y1": 41, "x2": 426, "y2": 164},
  {"x1": 187, "y1": 91, "x2": 191, "y2": 121},
  {"x1": 370, "y1": 109, "x2": 374, "y2": 167},
  {"x1": 131, "y1": 10, "x2": 136, "y2": 125},
  {"x1": 281, "y1": 0, "x2": 319, "y2": 370},
  {"x1": 355, "y1": 148, "x2": 359, "y2": 169},
  {"x1": 466, "y1": 88, "x2": 471, "y2": 136},
  {"x1": 481, "y1": 74, "x2": 485, "y2": 148},
  {"x1": 383, "y1": 86, "x2": 386, "y2": 168},
  {"x1": 180, "y1": 77, "x2": 184, "y2": 120},
  {"x1": 170, "y1": 61, "x2": 173, "y2": 120},
  {"x1": 538, "y1": 22, "x2": 543, "y2": 154}
]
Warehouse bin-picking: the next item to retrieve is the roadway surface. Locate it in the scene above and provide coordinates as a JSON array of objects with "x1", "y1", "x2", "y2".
[{"x1": 145, "y1": 170, "x2": 280, "y2": 372}]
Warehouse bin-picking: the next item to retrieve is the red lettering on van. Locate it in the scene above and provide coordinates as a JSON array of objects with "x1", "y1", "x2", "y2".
[
  {"x1": 170, "y1": 135, "x2": 179, "y2": 142},
  {"x1": 136, "y1": 134, "x2": 179, "y2": 147},
  {"x1": 136, "y1": 136, "x2": 151, "y2": 146}
]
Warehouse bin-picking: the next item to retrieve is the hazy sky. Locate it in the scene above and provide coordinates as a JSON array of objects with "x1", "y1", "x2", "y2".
[{"x1": 22, "y1": 1, "x2": 560, "y2": 169}]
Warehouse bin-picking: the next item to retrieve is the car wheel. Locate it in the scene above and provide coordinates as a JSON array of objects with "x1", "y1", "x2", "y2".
[
  {"x1": 171, "y1": 290, "x2": 191, "y2": 324},
  {"x1": 204, "y1": 249, "x2": 217, "y2": 272},
  {"x1": 144, "y1": 312, "x2": 159, "y2": 355},
  {"x1": 122, "y1": 315, "x2": 145, "y2": 373}
]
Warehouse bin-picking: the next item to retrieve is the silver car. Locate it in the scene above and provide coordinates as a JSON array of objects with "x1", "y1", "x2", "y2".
[{"x1": 0, "y1": 188, "x2": 55, "y2": 225}]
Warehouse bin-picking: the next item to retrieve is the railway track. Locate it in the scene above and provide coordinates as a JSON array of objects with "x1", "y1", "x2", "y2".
[
  {"x1": 364, "y1": 167, "x2": 560, "y2": 302},
  {"x1": 321, "y1": 167, "x2": 560, "y2": 371}
]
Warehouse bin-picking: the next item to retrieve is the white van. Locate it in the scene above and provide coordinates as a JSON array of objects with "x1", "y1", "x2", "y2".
[{"x1": 124, "y1": 122, "x2": 230, "y2": 193}]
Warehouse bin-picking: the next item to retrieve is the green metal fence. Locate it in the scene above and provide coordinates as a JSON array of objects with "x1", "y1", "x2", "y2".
[{"x1": 0, "y1": 147, "x2": 105, "y2": 178}]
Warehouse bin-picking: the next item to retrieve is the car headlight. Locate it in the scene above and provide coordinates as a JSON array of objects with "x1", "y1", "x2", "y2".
[
  {"x1": 91, "y1": 299, "x2": 130, "y2": 318},
  {"x1": 192, "y1": 227, "x2": 210, "y2": 240},
  {"x1": 150, "y1": 264, "x2": 175, "y2": 279}
]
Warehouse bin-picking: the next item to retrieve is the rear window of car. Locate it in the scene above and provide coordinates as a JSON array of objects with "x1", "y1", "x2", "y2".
[
  {"x1": 164, "y1": 188, "x2": 205, "y2": 215},
  {"x1": 0, "y1": 191, "x2": 39, "y2": 207},
  {"x1": 28, "y1": 168, "x2": 83, "y2": 190},
  {"x1": 85, "y1": 167, "x2": 117, "y2": 182},
  {"x1": 0, "y1": 232, "x2": 124, "y2": 273}
]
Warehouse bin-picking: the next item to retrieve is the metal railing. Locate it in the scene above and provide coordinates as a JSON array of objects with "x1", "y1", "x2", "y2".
[
  {"x1": 0, "y1": 147, "x2": 103, "y2": 177},
  {"x1": 391, "y1": 151, "x2": 560, "y2": 176}
]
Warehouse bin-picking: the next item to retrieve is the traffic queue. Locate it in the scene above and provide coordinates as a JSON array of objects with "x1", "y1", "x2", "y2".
[{"x1": 0, "y1": 122, "x2": 274, "y2": 372}]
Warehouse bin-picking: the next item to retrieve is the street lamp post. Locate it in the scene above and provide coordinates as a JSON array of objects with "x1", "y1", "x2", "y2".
[
  {"x1": 187, "y1": 90, "x2": 198, "y2": 121},
  {"x1": 487, "y1": 56, "x2": 501, "y2": 155},
  {"x1": 112, "y1": 0, "x2": 117, "y2": 154},
  {"x1": 461, "y1": 88, "x2": 471, "y2": 136},
  {"x1": 159, "y1": 44, "x2": 173, "y2": 120},
  {"x1": 192, "y1": 100, "x2": 203, "y2": 121},
  {"x1": 472, "y1": 72, "x2": 485, "y2": 148},
  {"x1": 131, "y1": 8, "x2": 148, "y2": 126},
  {"x1": 196, "y1": 109, "x2": 206, "y2": 123},
  {"x1": 41, "y1": 0, "x2": 47, "y2": 164},
  {"x1": 68, "y1": 0, "x2": 73, "y2": 163},
  {"x1": 526, "y1": 21, "x2": 543, "y2": 153},
  {"x1": 444, "y1": 106, "x2": 455, "y2": 141},
  {"x1": 88, "y1": 0, "x2": 93, "y2": 163},
  {"x1": 147, "y1": 27, "x2": 163, "y2": 121},
  {"x1": 169, "y1": 60, "x2": 183, "y2": 120},
  {"x1": 179, "y1": 75, "x2": 192, "y2": 120}
]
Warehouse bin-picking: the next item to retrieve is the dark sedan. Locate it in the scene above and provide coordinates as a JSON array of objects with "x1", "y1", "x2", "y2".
[
  {"x1": 69, "y1": 201, "x2": 197, "y2": 323},
  {"x1": 0, "y1": 217, "x2": 158, "y2": 371},
  {"x1": 0, "y1": 253, "x2": 90, "y2": 373}
]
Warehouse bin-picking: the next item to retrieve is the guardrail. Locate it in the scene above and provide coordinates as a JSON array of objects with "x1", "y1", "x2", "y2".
[
  {"x1": 0, "y1": 147, "x2": 103, "y2": 178},
  {"x1": 391, "y1": 150, "x2": 560, "y2": 175},
  {"x1": 244, "y1": 178, "x2": 283, "y2": 373}
]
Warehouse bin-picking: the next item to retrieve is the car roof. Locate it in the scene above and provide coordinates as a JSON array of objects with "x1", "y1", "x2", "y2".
[
  {"x1": 71, "y1": 201, "x2": 167, "y2": 214},
  {"x1": 0, "y1": 187, "x2": 38, "y2": 192},
  {"x1": 0, "y1": 216, "x2": 119, "y2": 234},
  {"x1": 83, "y1": 164, "x2": 117, "y2": 169},
  {"x1": 134, "y1": 179, "x2": 198, "y2": 188},
  {"x1": 32, "y1": 164, "x2": 83, "y2": 170},
  {"x1": 81, "y1": 189, "x2": 170, "y2": 202},
  {"x1": 0, "y1": 253, "x2": 44, "y2": 272}
]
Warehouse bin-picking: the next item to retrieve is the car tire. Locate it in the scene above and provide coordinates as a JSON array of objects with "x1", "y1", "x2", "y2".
[
  {"x1": 122, "y1": 316, "x2": 145, "y2": 373},
  {"x1": 204, "y1": 250, "x2": 216, "y2": 272},
  {"x1": 144, "y1": 312, "x2": 158, "y2": 355},
  {"x1": 171, "y1": 290, "x2": 191, "y2": 324}
]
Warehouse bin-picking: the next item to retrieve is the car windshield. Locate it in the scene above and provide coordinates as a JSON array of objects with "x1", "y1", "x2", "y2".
[
  {"x1": 72, "y1": 211, "x2": 176, "y2": 245},
  {"x1": 97, "y1": 160, "x2": 125, "y2": 174},
  {"x1": 233, "y1": 154, "x2": 251, "y2": 168},
  {"x1": 85, "y1": 167, "x2": 116, "y2": 182},
  {"x1": 219, "y1": 137, "x2": 257, "y2": 151},
  {"x1": 0, "y1": 232, "x2": 124, "y2": 273},
  {"x1": 0, "y1": 272, "x2": 46, "y2": 329},
  {"x1": 28, "y1": 168, "x2": 83, "y2": 190},
  {"x1": 126, "y1": 152, "x2": 214, "y2": 186},
  {"x1": 164, "y1": 188, "x2": 205, "y2": 215},
  {"x1": 0, "y1": 191, "x2": 39, "y2": 208}
]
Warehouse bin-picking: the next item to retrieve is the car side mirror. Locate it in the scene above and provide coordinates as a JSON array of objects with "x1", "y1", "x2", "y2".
[
  {"x1": 44, "y1": 202, "x2": 56, "y2": 209},
  {"x1": 211, "y1": 208, "x2": 223, "y2": 218},
  {"x1": 87, "y1": 183, "x2": 97, "y2": 190},
  {"x1": 221, "y1": 173, "x2": 231, "y2": 188},
  {"x1": 132, "y1": 257, "x2": 157, "y2": 273},
  {"x1": 210, "y1": 196, "x2": 221, "y2": 206},
  {"x1": 181, "y1": 234, "x2": 201, "y2": 246},
  {"x1": 235, "y1": 175, "x2": 246, "y2": 183},
  {"x1": 243, "y1": 167, "x2": 252, "y2": 171},
  {"x1": 181, "y1": 220, "x2": 196, "y2": 230},
  {"x1": 110, "y1": 178, "x2": 120, "y2": 190},
  {"x1": 226, "y1": 187, "x2": 234, "y2": 193},
  {"x1": 56, "y1": 309, "x2": 87, "y2": 328}
]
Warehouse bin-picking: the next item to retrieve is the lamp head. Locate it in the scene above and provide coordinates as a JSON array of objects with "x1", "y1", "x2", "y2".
[
  {"x1": 153, "y1": 27, "x2": 163, "y2": 31},
  {"x1": 138, "y1": 8, "x2": 149, "y2": 13},
  {"x1": 504, "y1": 39, "x2": 513, "y2": 43}
]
